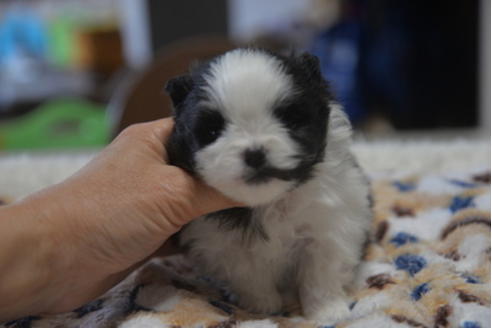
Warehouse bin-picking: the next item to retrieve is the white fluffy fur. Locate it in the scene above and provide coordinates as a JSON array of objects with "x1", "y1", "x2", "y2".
[{"x1": 203, "y1": 50, "x2": 294, "y2": 117}]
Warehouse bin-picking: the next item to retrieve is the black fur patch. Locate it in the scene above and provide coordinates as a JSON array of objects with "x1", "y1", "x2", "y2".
[
  {"x1": 4, "y1": 316, "x2": 40, "y2": 328},
  {"x1": 193, "y1": 110, "x2": 226, "y2": 148},
  {"x1": 205, "y1": 207, "x2": 269, "y2": 242},
  {"x1": 165, "y1": 75, "x2": 194, "y2": 111},
  {"x1": 245, "y1": 161, "x2": 321, "y2": 186},
  {"x1": 269, "y1": 51, "x2": 332, "y2": 185},
  {"x1": 208, "y1": 300, "x2": 235, "y2": 315},
  {"x1": 125, "y1": 284, "x2": 151, "y2": 314}
]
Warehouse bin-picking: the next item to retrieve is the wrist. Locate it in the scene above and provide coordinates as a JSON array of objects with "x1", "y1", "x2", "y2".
[{"x1": 0, "y1": 197, "x2": 61, "y2": 320}]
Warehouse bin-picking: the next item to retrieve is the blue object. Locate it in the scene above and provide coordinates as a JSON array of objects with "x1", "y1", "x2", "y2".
[
  {"x1": 461, "y1": 321, "x2": 481, "y2": 328},
  {"x1": 464, "y1": 275, "x2": 481, "y2": 284},
  {"x1": 311, "y1": 21, "x2": 364, "y2": 124},
  {"x1": 390, "y1": 232, "x2": 418, "y2": 247},
  {"x1": 395, "y1": 254, "x2": 427, "y2": 276},
  {"x1": 411, "y1": 283, "x2": 430, "y2": 301},
  {"x1": 449, "y1": 196, "x2": 475, "y2": 213},
  {"x1": 364, "y1": 5, "x2": 412, "y2": 124},
  {"x1": 448, "y1": 179, "x2": 478, "y2": 188},
  {"x1": 0, "y1": 5, "x2": 47, "y2": 63},
  {"x1": 392, "y1": 181, "x2": 416, "y2": 192}
]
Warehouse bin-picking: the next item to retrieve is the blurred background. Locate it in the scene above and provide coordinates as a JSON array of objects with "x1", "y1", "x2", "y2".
[{"x1": 0, "y1": 0, "x2": 489, "y2": 151}]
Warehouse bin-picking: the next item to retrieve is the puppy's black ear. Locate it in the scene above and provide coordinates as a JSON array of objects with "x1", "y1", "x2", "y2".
[
  {"x1": 165, "y1": 75, "x2": 194, "y2": 113},
  {"x1": 297, "y1": 52, "x2": 322, "y2": 82}
]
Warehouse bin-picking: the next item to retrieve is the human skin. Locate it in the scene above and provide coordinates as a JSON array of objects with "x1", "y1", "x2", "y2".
[{"x1": 0, "y1": 118, "x2": 238, "y2": 321}]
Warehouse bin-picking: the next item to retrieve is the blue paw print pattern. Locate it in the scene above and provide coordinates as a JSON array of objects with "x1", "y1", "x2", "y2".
[
  {"x1": 395, "y1": 254, "x2": 427, "y2": 276},
  {"x1": 393, "y1": 181, "x2": 416, "y2": 192},
  {"x1": 461, "y1": 321, "x2": 481, "y2": 328},
  {"x1": 449, "y1": 196, "x2": 475, "y2": 213},
  {"x1": 390, "y1": 232, "x2": 419, "y2": 247},
  {"x1": 411, "y1": 283, "x2": 430, "y2": 301},
  {"x1": 448, "y1": 179, "x2": 478, "y2": 188},
  {"x1": 463, "y1": 275, "x2": 481, "y2": 284}
]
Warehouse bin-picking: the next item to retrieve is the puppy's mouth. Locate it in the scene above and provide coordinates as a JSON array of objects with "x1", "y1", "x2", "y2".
[{"x1": 244, "y1": 166, "x2": 298, "y2": 184}]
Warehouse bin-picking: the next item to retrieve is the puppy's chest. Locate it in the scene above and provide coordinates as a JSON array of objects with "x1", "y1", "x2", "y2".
[
  {"x1": 239, "y1": 203, "x2": 320, "y2": 258},
  {"x1": 181, "y1": 197, "x2": 330, "y2": 267},
  {"x1": 261, "y1": 206, "x2": 315, "y2": 244}
]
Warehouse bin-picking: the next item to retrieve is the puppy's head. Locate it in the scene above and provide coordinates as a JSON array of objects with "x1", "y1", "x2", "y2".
[{"x1": 166, "y1": 49, "x2": 332, "y2": 206}]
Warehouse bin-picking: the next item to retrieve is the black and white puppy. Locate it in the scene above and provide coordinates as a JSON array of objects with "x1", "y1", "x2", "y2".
[{"x1": 165, "y1": 48, "x2": 372, "y2": 324}]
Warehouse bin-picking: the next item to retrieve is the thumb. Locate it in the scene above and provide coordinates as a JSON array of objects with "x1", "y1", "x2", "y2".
[
  {"x1": 191, "y1": 180, "x2": 243, "y2": 217},
  {"x1": 159, "y1": 168, "x2": 242, "y2": 228}
]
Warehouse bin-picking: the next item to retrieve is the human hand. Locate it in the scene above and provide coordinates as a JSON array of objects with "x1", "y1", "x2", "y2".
[{"x1": 0, "y1": 118, "x2": 239, "y2": 319}]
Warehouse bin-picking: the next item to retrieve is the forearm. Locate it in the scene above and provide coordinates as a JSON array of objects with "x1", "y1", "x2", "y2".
[
  {"x1": 0, "y1": 178, "x2": 178, "y2": 322},
  {"x1": 0, "y1": 183, "x2": 125, "y2": 321},
  {"x1": 0, "y1": 195, "x2": 62, "y2": 321}
]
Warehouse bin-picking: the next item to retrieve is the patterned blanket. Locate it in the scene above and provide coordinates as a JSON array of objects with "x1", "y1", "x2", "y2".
[{"x1": 1, "y1": 161, "x2": 490, "y2": 328}]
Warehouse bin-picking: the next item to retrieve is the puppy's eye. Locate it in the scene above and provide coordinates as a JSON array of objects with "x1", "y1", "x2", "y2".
[
  {"x1": 275, "y1": 104, "x2": 310, "y2": 129},
  {"x1": 208, "y1": 129, "x2": 220, "y2": 137},
  {"x1": 194, "y1": 110, "x2": 225, "y2": 147}
]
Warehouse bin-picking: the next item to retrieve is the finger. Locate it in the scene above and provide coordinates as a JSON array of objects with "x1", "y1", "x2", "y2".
[
  {"x1": 146, "y1": 117, "x2": 175, "y2": 142},
  {"x1": 116, "y1": 118, "x2": 174, "y2": 143},
  {"x1": 162, "y1": 168, "x2": 244, "y2": 220}
]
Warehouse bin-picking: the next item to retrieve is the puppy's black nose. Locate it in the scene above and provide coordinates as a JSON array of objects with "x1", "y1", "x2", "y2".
[{"x1": 244, "y1": 149, "x2": 266, "y2": 169}]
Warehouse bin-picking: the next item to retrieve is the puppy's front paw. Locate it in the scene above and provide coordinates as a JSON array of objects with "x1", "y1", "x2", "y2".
[{"x1": 304, "y1": 298, "x2": 351, "y2": 326}]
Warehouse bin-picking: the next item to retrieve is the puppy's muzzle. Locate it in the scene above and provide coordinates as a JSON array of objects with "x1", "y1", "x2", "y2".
[{"x1": 243, "y1": 148, "x2": 267, "y2": 169}]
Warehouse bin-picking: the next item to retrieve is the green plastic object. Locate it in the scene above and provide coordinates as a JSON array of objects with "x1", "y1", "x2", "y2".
[
  {"x1": 0, "y1": 98, "x2": 110, "y2": 150},
  {"x1": 48, "y1": 17, "x2": 77, "y2": 68}
]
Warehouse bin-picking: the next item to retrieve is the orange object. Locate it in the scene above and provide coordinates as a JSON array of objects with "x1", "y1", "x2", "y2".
[{"x1": 75, "y1": 27, "x2": 124, "y2": 76}]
